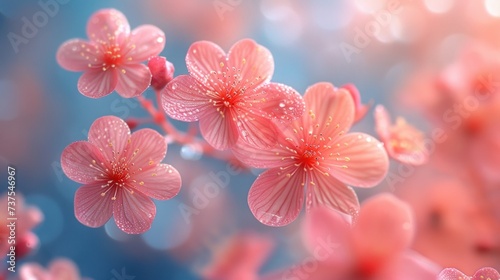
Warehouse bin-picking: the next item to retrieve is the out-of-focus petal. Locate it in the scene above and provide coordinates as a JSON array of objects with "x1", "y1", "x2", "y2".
[
  {"x1": 122, "y1": 128, "x2": 167, "y2": 173},
  {"x1": 115, "y1": 64, "x2": 151, "y2": 98},
  {"x1": 227, "y1": 39, "x2": 274, "y2": 90},
  {"x1": 386, "y1": 252, "x2": 441, "y2": 280},
  {"x1": 126, "y1": 25, "x2": 165, "y2": 63},
  {"x1": 342, "y1": 83, "x2": 370, "y2": 123},
  {"x1": 185, "y1": 40, "x2": 226, "y2": 86},
  {"x1": 19, "y1": 263, "x2": 48, "y2": 280},
  {"x1": 328, "y1": 133, "x2": 389, "y2": 188},
  {"x1": 74, "y1": 182, "x2": 114, "y2": 228},
  {"x1": 248, "y1": 168, "x2": 305, "y2": 227},
  {"x1": 77, "y1": 68, "x2": 118, "y2": 98},
  {"x1": 86, "y1": 9, "x2": 130, "y2": 45},
  {"x1": 162, "y1": 75, "x2": 212, "y2": 121},
  {"x1": 88, "y1": 116, "x2": 131, "y2": 162},
  {"x1": 61, "y1": 141, "x2": 107, "y2": 184},
  {"x1": 374, "y1": 105, "x2": 392, "y2": 141},
  {"x1": 49, "y1": 259, "x2": 81, "y2": 280},
  {"x1": 56, "y1": 39, "x2": 101, "y2": 71},
  {"x1": 113, "y1": 189, "x2": 156, "y2": 234},
  {"x1": 199, "y1": 110, "x2": 239, "y2": 150},
  {"x1": 130, "y1": 164, "x2": 181, "y2": 200}
]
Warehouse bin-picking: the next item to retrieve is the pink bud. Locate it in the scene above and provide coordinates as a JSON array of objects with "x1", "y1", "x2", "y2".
[
  {"x1": 341, "y1": 83, "x2": 370, "y2": 123},
  {"x1": 148, "y1": 56, "x2": 175, "y2": 91}
]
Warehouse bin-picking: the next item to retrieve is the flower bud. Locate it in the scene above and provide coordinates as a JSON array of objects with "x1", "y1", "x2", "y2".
[{"x1": 148, "y1": 56, "x2": 175, "y2": 91}]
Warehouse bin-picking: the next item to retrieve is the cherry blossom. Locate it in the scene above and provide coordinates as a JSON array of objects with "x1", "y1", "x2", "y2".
[
  {"x1": 438, "y1": 267, "x2": 500, "y2": 280},
  {"x1": 19, "y1": 258, "x2": 88, "y2": 280},
  {"x1": 148, "y1": 56, "x2": 175, "y2": 91},
  {"x1": 56, "y1": 9, "x2": 165, "y2": 98},
  {"x1": 61, "y1": 116, "x2": 181, "y2": 234},
  {"x1": 374, "y1": 105, "x2": 428, "y2": 165},
  {"x1": 161, "y1": 39, "x2": 305, "y2": 150},
  {"x1": 233, "y1": 82, "x2": 389, "y2": 226}
]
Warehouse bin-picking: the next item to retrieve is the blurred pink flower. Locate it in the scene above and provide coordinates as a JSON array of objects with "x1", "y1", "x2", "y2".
[
  {"x1": 56, "y1": 8, "x2": 165, "y2": 98},
  {"x1": 202, "y1": 232, "x2": 274, "y2": 280},
  {"x1": 161, "y1": 39, "x2": 305, "y2": 150},
  {"x1": 61, "y1": 116, "x2": 181, "y2": 234},
  {"x1": 374, "y1": 105, "x2": 428, "y2": 165},
  {"x1": 341, "y1": 83, "x2": 370, "y2": 123},
  {"x1": 0, "y1": 194, "x2": 43, "y2": 258},
  {"x1": 19, "y1": 258, "x2": 87, "y2": 280},
  {"x1": 233, "y1": 82, "x2": 389, "y2": 226},
  {"x1": 438, "y1": 267, "x2": 500, "y2": 280}
]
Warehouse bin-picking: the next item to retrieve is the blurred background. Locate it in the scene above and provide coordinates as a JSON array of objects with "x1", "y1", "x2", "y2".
[{"x1": 1, "y1": 0, "x2": 499, "y2": 279}]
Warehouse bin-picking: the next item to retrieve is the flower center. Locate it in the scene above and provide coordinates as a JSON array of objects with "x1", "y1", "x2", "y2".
[{"x1": 101, "y1": 44, "x2": 123, "y2": 71}]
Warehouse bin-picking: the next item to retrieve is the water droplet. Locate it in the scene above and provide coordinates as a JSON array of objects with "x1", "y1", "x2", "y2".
[
  {"x1": 279, "y1": 102, "x2": 285, "y2": 108},
  {"x1": 171, "y1": 83, "x2": 178, "y2": 90}
]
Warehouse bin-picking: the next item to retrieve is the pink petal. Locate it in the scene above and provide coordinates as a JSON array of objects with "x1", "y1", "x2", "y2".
[
  {"x1": 122, "y1": 128, "x2": 167, "y2": 173},
  {"x1": 374, "y1": 105, "x2": 391, "y2": 142},
  {"x1": 248, "y1": 168, "x2": 306, "y2": 226},
  {"x1": 126, "y1": 25, "x2": 165, "y2": 63},
  {"x1": 61, "y1": 141, "x2": 107, "y2": 184},
  {"x1": 20, "y1": 263, "x2": 49, "y2": 280},
  {"x1": 248, "y1": 83, "x2": 305, "y2": 123},
  {"x1": 328, "y1": 133, "x2": 389, "y2": 188},
  {"x1": 186, "y1": 40, "x2": 226, "y2": 85},
  {"x1": 49, "y1": 259, "x2": 81, "y2": 280},
  {"x1": 353, "y1": 194, "x2": 414, "y2": 265},
  {"x1": 303, "y1": 83, "x2": 355, "y2": 139},
  {"x1": 305, "y1": 171, "x2": 360, "y2": 218},
  {"x1": 77, "y1": 68, "x2": 118, "y2": 98},
  {"x1": 86, "y1": 9, "x2": 130, "y2": 45},
  {"x1": 232, "y1": 140, "x2": 289, "y2": 169},
  {"x1": 472, "y1": 267, "x2": 500, "y2": 280},
  {"x1": 74, "y1": 182, "x2": 114, "y2": 228},
  {"x1": 236, "y1": 113, "x2": 278, "y2": 149},
  {"x1": 56, "y1": 39, "x2": 101, "y2": 71},
  {"x1": 130, "y1": 164, "x2": 181, "y2": 200},
  {"x1": 115, "y1": 64, "x2": 151, "y2": 98},
  {"x1": 161, "y1": 75, "x2": 212, "y2": 121},
  {"x1": 227, "y1": 39, "x2": 274, "y2": 90},
  {"x1": 199, "y1": 110, "x2": 239, "y2": 150},
  {"x1": 341, "y1": 83, "x2": 370, "y2": 123},
  {"x1": 113, "y1": 189, "x2": 156, "y2": 234},
  {"x1": 303, "y1": 207, "x2": 351, "y2": 264},
  {"x1": 437, "y1": 268, "x2": 469, "y2": 280},
  {"x1": 386, "y1": 252, "x2": 441, "y2": 280},
  {"x1": 88, "y1": 115, "x2": 131, "y2": 163}
]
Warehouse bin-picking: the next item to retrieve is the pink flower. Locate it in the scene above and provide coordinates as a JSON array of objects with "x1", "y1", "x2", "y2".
[
  {"x1": 233, "y1": 82, "x2": 389, "y2": 226},
  {"x1": 438, "y1": 267, "x2": 500, "y2": 280},
  {"x1": 161, "y1": 39, "x2": 305, "y2": 150},
  {"x1": 201, "y1": 232, "x2": 274, "y2": 280},
  {"x1": 374, "y1": 105, "x2": 428, "y2": 165},
  {"x1": 19, "y1": 258, "x2": 88, "y2": 280},
  {"x1": 56, "y1": 9, "x2": 165, "y2": 98},
  {"x1": 0, "y1": 194, "x2": 43, "y2": 258},
  {"x1": 61, "y1": 116, "x2": 181, "y2": 234}
]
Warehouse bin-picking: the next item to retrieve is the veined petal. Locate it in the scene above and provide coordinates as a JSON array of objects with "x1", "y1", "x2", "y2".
[
  {"x1": 56, "y1": 39, "x2": 101, "y2": 71},
  {"x1": 88, "y1": 116, "x2": 131, "y2": 163},
  {"x1": 161, "y1": 75, "x2": 212, "y2": 121},
  {"x1": 227, "y1": 39, "x2": 274, "y2": 90},
  {"x1": 61, "y1": 141, "x2": 107, "y2": 184},
  {"x1": 122, "y1": 128, "x2": 167, "y2": 174},
  {"x1": 113, "y1": 189, "x2": 156, "y2": 234},
  {"x1": 74, "y1": 182, "x2": 114, "y2": 228},
  {"x1": 86, "y1": 9, "x2": 130, "y2": 45},
  {"x1": 199, "y1": 110, "x2": 239, "y2": 150},
  {"x1": 77, "y1": 68, "x2": 118, "y2": 98},
  {"x1": 248, "y1": 168, "x2": 306, "y2": 227},
  {"x1": 126, "y1": 25, "x2": 165, "y2": 63},
  {"x1": 186, "y1": 41, "x2": 226, "y2": 86},
  {"x1": 236, "y1": 113, "x2": 277, "y2": 149},
  {"x1": 130, "y1": 164, "x2": 181, "y2": 200},
  {"x1": 232, "y1": 140, "x2": 290, "y2": 169},
  {"x1": 305, "y1": 171, "x2": 360, "y2": 218},
  {"x1": 328, "y1": 133, "x2": 389, "y2": 188},
  {"x1": 303, "y1": 83, "x2": 355, "y2": 141},
  {"x1": 115, "y1": 64, "x2": 151, "y2": 98}
]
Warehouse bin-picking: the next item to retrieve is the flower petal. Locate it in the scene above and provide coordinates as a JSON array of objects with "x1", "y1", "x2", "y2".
[
  {"x1": 126, "y1": 25, "x2": 165, "y2": 63},
  {"x1": 130, "y1": 164, "x2": 181, "y2": 200},
  {"x1": 122, "y1": 128, "x2": 167, "y2": 173},
  {"x1": 56, "y1": 39, "x2": 101, "y2": 71},
  {"x1": 328, "y1": 133, "x2": 389, "y2": 188},
  {"x1": 74, "y1": 182, "x2": 114, "y2": 228},
  {"x1": 472, "y1": 267, "x2": 500, "y2": 280},
  {"x1": 113, "y1": 189, "x2": 156, "y2": 234},
  {"x1": 161, "y1": 75, "x2": 212, "y2": 121},
  {"x1": 199, "y1": 110, "x2": 239, "y2": 150},
  {"x1": 353, "y1": 194, "x2": 414, "y2": 266},
  {"x1": 305, "y1": 171, "x2": 360, "y2": 218},
  {"x1": 86, "y1": 9, "x2": 130, "y2": 45},
  {"x1": 49, "y1": 259, "x2": 81, "y2": 280},
  {"x1": 88, "y1": 116, "x2": 131, "y2": 162},
  {"x1": 248, "y1": 168, "x2": 306, "y2": 226},
  {"x1": 437, "y1": 268, "x2": 468, "y2": 280},
  {"x1": 232, "y1": 139, "x2": 289, "y2": 169},
  {"x1": 227, "y1": 39, "x2": 274, "y2": 89},
  {"x1": 20, "y1": 263, "x2": 48, "y2": 280},
  {"x1": 115, "y1": 64, "x2": 151, "y2": 98},
  {"x1": 247, "y1": 83, "x2": 305, "y2": 123},
  {"x1": 77, "y1": 68, "x2": 118, "y2": 98},
  {"x1": 387, "y1": 252, "x2": 441, "y2": 280},
  {"x1": 186, "y1": 40, "x2": 226, "y2": 85},
  {"x1": 61, "y1": 141, "x2": 107, "y2": 184},
  {"x1": 236, "y1": 113, "x2": 278, "y2": 149},
  {"x1": 303, "y1": 83, "x2": 355, "y2": 140},
  {"x1": 374, "y1": 105, "x2": 391, "y2": 142}
]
